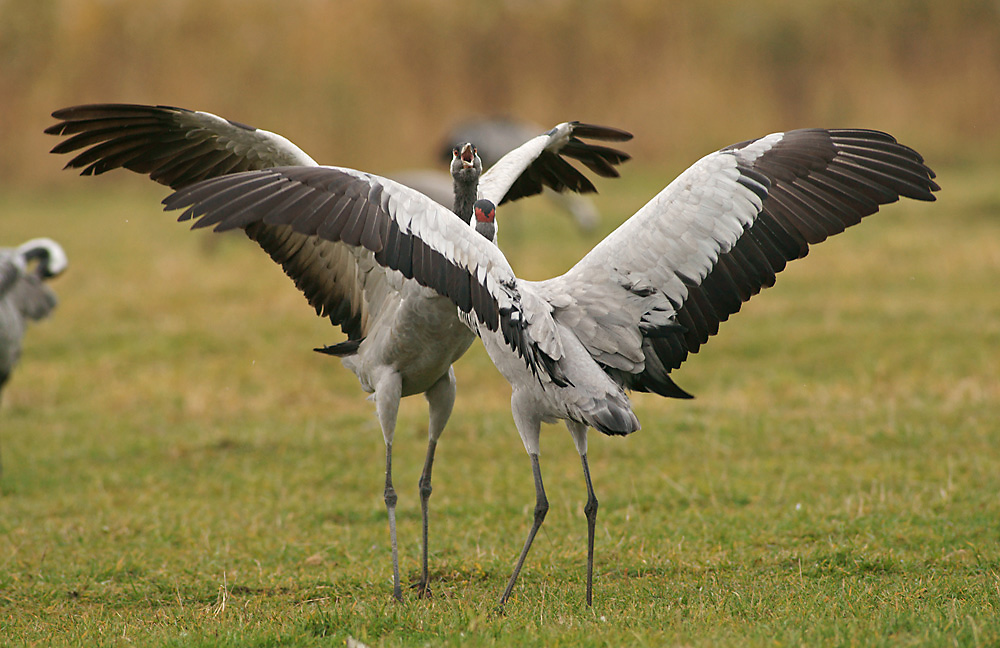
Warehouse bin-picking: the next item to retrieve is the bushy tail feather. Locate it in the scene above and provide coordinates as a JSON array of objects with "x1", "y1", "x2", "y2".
[{"x1": 587, "y1": 400, "x2": 640, "y2": 436}]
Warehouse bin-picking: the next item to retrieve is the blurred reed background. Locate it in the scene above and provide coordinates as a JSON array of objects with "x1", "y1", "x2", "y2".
[{"x1": 2, "y1": 0, "x2": 997, "y2": 188}]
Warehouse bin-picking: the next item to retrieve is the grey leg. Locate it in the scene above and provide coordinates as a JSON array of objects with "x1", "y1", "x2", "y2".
[
  {"x1": 580, "y1": 453, "x2": 598, "y2": 606},
  {"x1": 375, "y1": 372, "x2": 403, "y2": 602},
  {"x1": 566, "y1": 419, "x2": 598, "y2": 606},
  {"x1": 498, "y1": 452, "x2": 548, "y2": 609},
  {"x1": 383, "y1": 441, "x2": 401, "y2": 602},
  {"x1": 414, "y1": 368, "x2": 455, "y2": 597}
]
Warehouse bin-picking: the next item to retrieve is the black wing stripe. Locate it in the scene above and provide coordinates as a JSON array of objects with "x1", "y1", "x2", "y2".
[
  {"x1": 56, "y1": 130, "x2": 169, "y2": 174},
  {"x1": 567, "y1": 123, "x2": 634, "y2": 142},
  {"x1": 167, "y1": 167, "x2": 511, "y2": 336},
  {"x1": 182, "y1": 175, "x2": 284, "y2": 229},
  {"x1": 821, "y1": 162, "x2": 900, "y2": 204},
  {"x1": 49, "y1": 123, "x2": 165, "y2": 159},
  {"x1": 790, "y1": 177, "x2": 863, "y2": 228},
  {"x1": 720, "y1": 245, "x2": 756, "y2": 302},
  {"x1": 495, "y1": 124, "x2": 632, "y2": 204},
  {"x1": 150, "y1": 148, "x2": 227, "y2": 187},
  {"x1": 768, "y1": 190, "x2": 829, "y2": 244},
  {"x1": 776, "y1": 183, "x2": 847, "y2": 238},
  {"x1": 244, "y1": 222, "x2": 366, "y2": 340},
  {"x1": 626, "y1": 128, "x2": 938, "y2": 397},
  {"x1": 560, "y1": 141, "x2": 628, "y2": 177},
  {"x1": 731, "y1": 229, "x2": 777, "y2": 292},
  {"x1": 47, "y1": 103, "x2": 312, "y2": 190}
]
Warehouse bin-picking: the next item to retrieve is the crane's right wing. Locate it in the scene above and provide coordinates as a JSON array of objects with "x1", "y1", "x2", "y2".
[
  {"x1": 537, "y1": 129, "x2": 939, "y2": 398},
  {"x1": 47, "y1": 103, "x2": 318, "y2": 189},
  {"x1": 478, "y1": 121, "x2": 632, "y2": 206}
]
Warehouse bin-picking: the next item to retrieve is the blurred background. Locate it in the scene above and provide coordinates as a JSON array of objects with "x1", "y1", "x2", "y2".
[
  {"x1": 2, "y1": 0, "x2": 998, "y2": 187},
  {"x1": 2, "y1": 5, "x2": 999, "y2": 640}
]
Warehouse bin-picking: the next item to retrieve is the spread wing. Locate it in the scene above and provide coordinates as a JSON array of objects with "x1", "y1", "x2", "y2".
[
  {"x1": 46, "y1": 103, "x2": 318, "y2": 189},
  {"x1": 163, "y1": 166, "x2": 567, "y2": 381},
  {"x1": 536, "y1": 129, "x2": 939, "y2": 397},
  {"x1": 478, "y1": 121, "x2": 632, "y2": 206},
  {"x1": 46, "y1": 103, "x2": 404, "y2": 342}
]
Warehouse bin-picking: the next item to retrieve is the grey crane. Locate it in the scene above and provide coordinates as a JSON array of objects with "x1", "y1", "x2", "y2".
[
  {"x1": 46, "y1": 103, "x2": 632, "y2": 599},
  {"x1": 160, "y1": 128, "x2": 938, "y2": 608},
  {"x1": 443, "y1": 117, "x2": 605, "y2": 230},
  {"x1": 0, "y1": 238, "x2": 68, "y2": 475}
]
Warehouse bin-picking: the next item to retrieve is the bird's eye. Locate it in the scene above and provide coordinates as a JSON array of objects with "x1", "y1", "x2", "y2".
[{"x1": 453, "y1": 147, "x2": 460, "y2": 156}]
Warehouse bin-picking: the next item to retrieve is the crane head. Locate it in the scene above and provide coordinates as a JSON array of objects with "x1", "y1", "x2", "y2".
[
  {"x1": 450, "y1": 142, "x2": 482, "y2": 185},
  {"x1": 473, "y1": 198, "x2": 497, "y2": 243}
]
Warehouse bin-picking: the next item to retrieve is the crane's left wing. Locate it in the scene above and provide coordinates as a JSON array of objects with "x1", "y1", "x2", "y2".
[
  {"x1": 537, "y1": 129, "x2": 939, "y2": 398},
  {"x1": 47, "y1": 103, "x2": 318, "y2": 189},
  {"x1": 163, "y1": 167, "x2": 566, "y2": 382},
  {"x1": 478, "y1": 122, "x2": 632, "y2": 206}
]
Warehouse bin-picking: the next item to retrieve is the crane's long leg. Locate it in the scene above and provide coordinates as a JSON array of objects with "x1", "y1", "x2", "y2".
[
  {"x1": 375, "y1": 372, "x2": 403, "y2": 602},
  {"x1": 413, "y1": 368, "x2": 456, "y2": 598},
  {"x1": 580, "y1": 454, "x2": 598, "y2": 606},
  {"x1": 498, "y1": 452, "x2": 548, "y2": 609},
  {"x1": 567, "y1": 421, "x2": 598, "y2": 606}
]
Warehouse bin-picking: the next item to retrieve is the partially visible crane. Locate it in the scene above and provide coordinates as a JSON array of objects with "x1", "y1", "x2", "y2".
[
  {"x1": 47, "y1": 103, "x2": 632, "y2": 599},
  {"x1": 0, "y1": 238, "x2": 68, "y2": 475},
  {"x1": 442, "y1": 117, "x2": 605, "y2": 230},
  {"x1": 161, "y1": 128, "x2": 938, "y2": 608}
]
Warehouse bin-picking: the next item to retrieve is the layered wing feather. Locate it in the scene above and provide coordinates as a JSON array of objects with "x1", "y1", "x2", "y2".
[
  {"x1": 46, "y1": 103, "x2": 318, "y2": 189},
  {"x1": 478, "y1": 121, "x2": 632, "y2": 206},
  {"x1": 537, "y1": 129, "x2": 939, "y2": 397},
  {"x1": 163, "y1": 167, "x2": 566, "y2": 382},
  {"x1": 46, "y1": 103, "x2": 403, "y2": 342}
]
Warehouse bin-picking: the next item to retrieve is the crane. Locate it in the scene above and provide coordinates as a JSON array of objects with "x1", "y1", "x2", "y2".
[
  {"x1": 442, "y1": 117, "x2": 604, "y2": 230},
  {"x1": 0, "y1": 238, "x2": 68, "y2": 476},
  {"x1": 46, "y1": 103, "x2": 632, "y2": 599},
  {"x1": 160, "y1": 128, "x2": 938, "y2": 608}
]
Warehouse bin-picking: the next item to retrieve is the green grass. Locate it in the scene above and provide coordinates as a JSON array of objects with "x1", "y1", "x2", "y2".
[{"x1": 1, "y1": 166, "x2": 998, "y2": 647}]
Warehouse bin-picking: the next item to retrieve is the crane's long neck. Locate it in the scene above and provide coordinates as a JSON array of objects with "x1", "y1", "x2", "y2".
[{"x1": 452, "y1": 176, "x2": 479, "y2": 225}]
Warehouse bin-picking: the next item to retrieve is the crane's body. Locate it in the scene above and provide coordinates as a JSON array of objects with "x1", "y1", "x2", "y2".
[{"x1": 343, "y1": 281, "x2": 473, "y2": 396}]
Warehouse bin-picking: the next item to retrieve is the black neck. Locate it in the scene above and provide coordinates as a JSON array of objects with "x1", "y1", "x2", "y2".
[{"x1": 452, "y1": 178, "x2": 478, "y2": 224}]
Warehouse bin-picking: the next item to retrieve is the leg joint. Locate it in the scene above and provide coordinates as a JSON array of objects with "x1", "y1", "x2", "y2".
[{"x1": 533, "y1": 498, "x2": 549, "y2": 524}]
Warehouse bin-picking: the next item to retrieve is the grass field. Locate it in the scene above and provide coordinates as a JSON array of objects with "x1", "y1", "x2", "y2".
[{"x1": 1, "y1": 163, "x2": 998, "y2": 647}]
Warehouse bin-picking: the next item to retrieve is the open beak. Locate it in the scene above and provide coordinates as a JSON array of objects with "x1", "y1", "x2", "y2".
[{"x1": 460, "y1": 143, "x2": 475, "y2": 168}]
